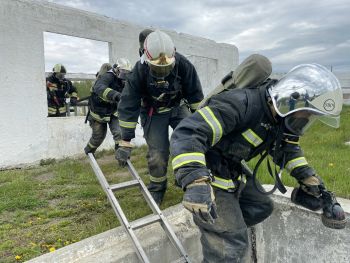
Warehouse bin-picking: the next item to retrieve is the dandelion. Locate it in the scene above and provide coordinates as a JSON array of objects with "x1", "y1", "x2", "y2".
[
  {"x1": 15, "y1": 255, "x2": 22, "y2": 260},
  {"x1": 49, "y1": 247, "x2": 56, "y2": 252},
  {"x1": 328, "y1": 163, "x2": 334, "y2": 167}
]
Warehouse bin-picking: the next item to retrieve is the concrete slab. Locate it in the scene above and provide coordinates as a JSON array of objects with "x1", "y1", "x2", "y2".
[{"x1": 27, "y1": 186, "x2": 349, "y2": 263}]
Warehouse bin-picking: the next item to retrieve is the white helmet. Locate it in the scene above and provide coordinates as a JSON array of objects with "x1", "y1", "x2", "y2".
[
  {"x1": 96, "y1": 63, "x2": 112, "y2": 78},
  {"x1": 269, "y1": 63, "x2": 343, "y2": 135},
  {"x1": 143, "y1": 30, "x2": 176, "y2": 78},
  {"x1": 115, "y1": 58, "x2": 132, "y2": 80}
]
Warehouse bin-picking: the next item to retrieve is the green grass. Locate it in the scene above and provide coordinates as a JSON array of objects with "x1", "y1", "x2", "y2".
[
  {"x1": 73, "y1": 80, "x2": 94, "y2": 98},
  {"x1": 0, "y1": 146, "x2": 182, "y2": 262},
  {"x1": 247, "y1": 105, "x2": 350, "y2": 197},
  {"x1": 0, "y1": 106, "x2": 349, "y2": 262}
]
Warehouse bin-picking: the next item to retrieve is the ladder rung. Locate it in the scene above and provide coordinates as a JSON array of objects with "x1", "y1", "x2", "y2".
[
  {"x1": 130, "y1": 214, "x2": 161, "y2": 230},
  {"x1": 109, "y1": 180, "x2": 140, "y2": 191}
]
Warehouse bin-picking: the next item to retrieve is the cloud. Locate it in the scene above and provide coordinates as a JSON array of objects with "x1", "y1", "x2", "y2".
[
  {"x1": 47, "y1": 0, "x2": 350, "y2": 73},
  {"x1": 44, "y1": 32, "x2": 109, "y2": 73}
]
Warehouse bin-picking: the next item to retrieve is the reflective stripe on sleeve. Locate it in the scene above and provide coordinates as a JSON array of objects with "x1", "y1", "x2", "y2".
[
  {"x1": 211, "y1": 176, "x2": 236, "y2": 190},
  {"x1": 242, "y1": 129, "x2": 263, "y2": 147},
  {"x1": 102, "y1": 88, "x2": 113, "y2": 100},
  {"x1": 286, "y1": 157, "x2": 308, "y2": 172},
  {"x1": 190, "y1": 101, "x2": 200, "y2": 110},
  {"x1": 119, "y1": 120, "x2": 137, "y2": 129},
  {"x1": 172, "y1": 152, "x2": 206, "y2": 170},
  {"x1": 197, "y1": 106, "x2": 223, "y2": 146},
  {"x1": 210, "y1": 175, "x2": 246, "y2": 191}
]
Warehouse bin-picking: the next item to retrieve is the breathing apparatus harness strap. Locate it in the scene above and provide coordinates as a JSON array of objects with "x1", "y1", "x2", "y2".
[{"x1": 251, "y1": 81, "x2": 287, "y2": 195}]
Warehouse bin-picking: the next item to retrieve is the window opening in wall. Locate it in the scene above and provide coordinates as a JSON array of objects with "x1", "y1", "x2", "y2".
[{"x1": 43, "y1": 32, "x2": 109, "y2": 117}]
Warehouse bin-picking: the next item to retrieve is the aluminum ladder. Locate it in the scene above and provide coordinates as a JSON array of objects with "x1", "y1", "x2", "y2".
[{"x1": 87, "y1": 153, "x2": 191, "y2": 263}]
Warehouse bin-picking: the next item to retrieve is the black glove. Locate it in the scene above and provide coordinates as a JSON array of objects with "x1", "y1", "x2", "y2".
[
  {"x1": 183, "y1": 178, "x2": 218, "y2": 224},
  {"x1": 112, "y1": 92, "x2": 121, "y2": 103},
  {"x1": 70, "y1": 97, "x2": 78, "y2": 106},
  {"x1": 115, "y1": 140, "x2": 132, "y2": 167},
  {"x1": 299, "y1": 175, "x2": 323, "y2": 197}
]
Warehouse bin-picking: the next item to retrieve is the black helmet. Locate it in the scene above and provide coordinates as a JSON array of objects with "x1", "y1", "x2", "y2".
[{"x1": 139, "y1": 29, "x2": 154, "y2": 57}]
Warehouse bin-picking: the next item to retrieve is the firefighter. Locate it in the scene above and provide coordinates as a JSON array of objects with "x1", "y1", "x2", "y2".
[
  {"x1": 46, "y1": 64, "x2": 78, "y2": 117},
  {"x1": 170, "y1": 63, "x2": 344, "y2": 262},
  {"x1": 138, "y1": 28, "x2": 154, "y2": 57},
  {"x1": 116, "y1": 30, "x2": 204, "y2": 206},
  {"x1": 84, "y1": 58, "x2": 132, "y2": 156}
]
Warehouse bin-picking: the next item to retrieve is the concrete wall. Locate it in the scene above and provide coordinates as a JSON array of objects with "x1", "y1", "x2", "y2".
[
  {"x1": 27, "y1": 186, "x2": 349, "y2": 263},
  {"x1": 0, "y1": 0, "x2": 238, "y2": 169}
]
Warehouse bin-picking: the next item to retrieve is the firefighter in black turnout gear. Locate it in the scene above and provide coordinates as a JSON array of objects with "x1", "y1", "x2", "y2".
[
  {"x1": 84, "y1": 59, "x2": 132, "y2": 156},
  {"x1": 116, "y1": 30, "x2": 204, "y2": 206},
  {"x1": 46, "y1": 64, "x2": 78, "y2": 117},
  {"x1": 170, "y1": 60, "x2": 345, "y2": 262}
]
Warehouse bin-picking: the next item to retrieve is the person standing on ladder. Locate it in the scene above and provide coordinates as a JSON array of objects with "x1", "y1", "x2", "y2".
[{"x1": 116, "y1": 30, "x2": 204, "y2": 206}]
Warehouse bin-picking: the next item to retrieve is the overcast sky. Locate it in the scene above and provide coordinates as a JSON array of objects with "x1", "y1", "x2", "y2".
[{"x1": 46, "y1": 0, "x2": 350, "y2": 74}]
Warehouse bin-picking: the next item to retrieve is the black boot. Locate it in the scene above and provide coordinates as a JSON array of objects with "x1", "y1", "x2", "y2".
[
  {"x1": 148, "y1": 180, "x2": 167, "y2": 206},
  {"x1": 150, "y1": 190, "x2": 166, "y2": 206},
  {"x1": 84, "y1": 144, "x2": 96, "y2": 155}
]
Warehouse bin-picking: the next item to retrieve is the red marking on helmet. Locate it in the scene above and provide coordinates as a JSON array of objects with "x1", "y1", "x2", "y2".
[{"x1": 144, "y1": 38, "x2": 153, "y2": 60}]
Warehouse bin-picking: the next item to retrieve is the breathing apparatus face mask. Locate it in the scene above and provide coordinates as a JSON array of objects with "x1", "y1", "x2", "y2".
[
  {"x1": 55, "y1": 73, "x2": 65, "y2": 81},
  {"x1": 283, "y1": 110, "x2": 321, "y2": 136},
  {"x1": 147, "y1": 57, "x2": 175, "y2": 79}
]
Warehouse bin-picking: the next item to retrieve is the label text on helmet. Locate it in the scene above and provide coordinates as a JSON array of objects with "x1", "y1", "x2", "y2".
[{"x1": 323, "y1": 99, "x2": 335, "y2": 111}]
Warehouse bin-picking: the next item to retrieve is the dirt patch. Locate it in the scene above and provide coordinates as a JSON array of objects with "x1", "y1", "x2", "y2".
[
  {"x1": 96, "y1": 155, "x2": 116, "y2": 165},
  {"x1": 35, "y1": 172, "x2": 55, "y2": 182}
]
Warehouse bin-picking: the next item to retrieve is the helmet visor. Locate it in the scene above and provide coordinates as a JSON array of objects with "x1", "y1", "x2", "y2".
[
  {"x1": 148, "y1": 55, "x2": 175, "y2": 78},
  {"x1": 269, "y1": 64, "x2": 343, "y2": 129},
  {"x1": 56, "y1": 73, "x2": 65, "y2": 80},
  {"x1": 284, "y1": 110, "x2": 321, "y2": 135}
]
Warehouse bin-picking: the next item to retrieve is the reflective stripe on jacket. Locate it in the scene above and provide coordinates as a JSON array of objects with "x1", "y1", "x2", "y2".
[{"x1": 171, "y1": 85, "x2": 315, "y2": 189}]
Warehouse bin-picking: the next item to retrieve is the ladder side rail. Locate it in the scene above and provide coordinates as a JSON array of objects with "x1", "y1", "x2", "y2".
[
  {"x1": 87, "y1": 154, "x2": 150, "y2": 263},
  {"x1": 126, "y1": 160, "x2": 191, "y2": 263}
]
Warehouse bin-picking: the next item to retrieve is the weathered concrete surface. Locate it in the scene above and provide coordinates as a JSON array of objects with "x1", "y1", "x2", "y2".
[
  {"x1": 27, "y1": 186, "x2": 349, "y2": 263},
  {"x1": 256, "y1": 186, "x2": 350, "y2": 263},
  {"x1": 0, "y1": 0, "x2": 238, "y2": 168},
  {"x1": 26, "y1": 204, "x2": 203, "y2": 263}
]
